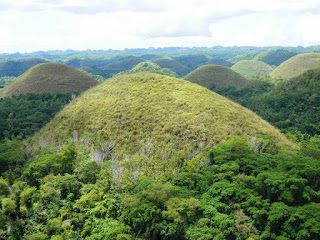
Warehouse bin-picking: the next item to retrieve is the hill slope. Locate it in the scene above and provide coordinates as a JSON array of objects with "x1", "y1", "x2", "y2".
[
  {"x1": 231, "y1": 60, "x2": 273, "y2": 79},
  {"x1": 184, "y1": 65, "x2": 249, "y2": 89},
  {"x1": 175, "y1": 55, "x2": 209, "y2": 70},
  {"x1": 256, "y1": 49, "x2": 296, "y2": 66},
  {"x1": 153, "y1": 58, "x2": 190, "y2": 77},
  {"x1": 270, "y1": 53, "x2": 320, "y2": 80},
  {"x1": 0, "y1": 63, "x2": 99, "y2": 97},
  {"x1": 34, "y1": 73, "x2": 294, "y2": 176}
]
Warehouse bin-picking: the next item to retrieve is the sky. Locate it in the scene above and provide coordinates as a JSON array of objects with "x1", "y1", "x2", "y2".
[{"x1": 0, "y1": 0, "x2": 320, "y2": 53}]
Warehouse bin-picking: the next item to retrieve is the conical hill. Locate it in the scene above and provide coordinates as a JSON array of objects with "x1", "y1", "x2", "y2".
[{"x1": 0, "y1": 63, "x2": 99, "y2": 97}]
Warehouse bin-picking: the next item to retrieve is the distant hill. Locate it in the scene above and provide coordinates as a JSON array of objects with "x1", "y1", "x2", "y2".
[
  {"x1": 256, "y1": 49, "x2": 297, "y2": 66},
  {"x1": 231, "y1": 60, "x2": 273, "y2": 79},
  {"x1": 33, "y1": 72, "x2": 294, "y2": 177},
  {"x1": 0, "y1": 58, "x2": 48, "y2": 77},
  {"x1": 175, "y1": 55, "x2": 210, "y2": 70},
  {"x1": 103, "y1": 58, "x2": 145, "y2": 71},
  {"x1": 118, "y1": 61, "x2": 177, "y2": 77},
  {"x1": 270, "y1": 53, "x2": 320, "y2": 80},
  {"x1": 153, "y1": 58, "x2": 190, "y2": 77},
  {"x1": 184, "y1": 65, "x2": 249, "y2": 89},
  {"x1": 0, "y1": 63, "x2": 99, "y2": 98},
  {"x1": 206, "y1": 58, "x2": 233, "y2": 67}
]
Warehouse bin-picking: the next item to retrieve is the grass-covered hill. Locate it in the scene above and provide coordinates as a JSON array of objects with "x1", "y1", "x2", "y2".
[
  {"x1": 184, "y1": 64, "x2": 249, "y2": 89},
  {"x1": 117, "y1": 61, "x2": 177, "y2": 77},
  {"x1": 270, "y1": 52, "x2": 320, "y2": 80},
  {"x1": 256, "y1": 49, "x2": 297, "y2": 66},
  {"x1": 0, "y1": 63, "x2": 99, "y2": 98},
  {"x1": 153, "y1": 58, "x2": 190, "y2": 77},
  {"x1": 175, "y1": 55, "x2": 209, "y2": 70},
  {"x1": 231, "y1": 60, "x2": 273, "y2": 79},
  {"x1": 206, "y1": 58, "x2": 233, "y2": 67},
  {"x1": 0, "y1": 58, "x2": 48, "y2": 77},
  {"x1": 33, "y1": 72, "x2": 294, "y2": 177}
]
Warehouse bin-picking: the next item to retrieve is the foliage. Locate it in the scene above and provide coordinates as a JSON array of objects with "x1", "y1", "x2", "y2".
[
  {"x1": 0, "y1": 93, "x2": 73, "y2": 140},
  {"x1": 0, "y1": 58, "x2": 47, "y2": 77}
]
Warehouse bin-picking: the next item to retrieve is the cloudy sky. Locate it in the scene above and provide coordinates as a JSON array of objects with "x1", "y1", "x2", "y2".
[{"x1": 0, "y1": 0, "x2": 320, "y2": 53}]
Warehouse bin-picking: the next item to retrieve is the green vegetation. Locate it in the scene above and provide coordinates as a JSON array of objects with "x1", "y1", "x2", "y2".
[
  {"x1": 184, "y1": 65, "x2": 249, "y2": 89},
  {"x1": 231, "y1": 60, "x2": 273, "y2": 79},
  {"x1": 175, "y1": 55, "x2": 209, "y2": 70},
  {"x1": 0, "y1": 93, "x2": 73, "y2": 140},
  {"x1": 0, "y1": 76, "x2": 15, "y2": 87},
  {"x1": 0, "y1": 63, "x2": 99, "y2": 98},
  {"x1": 206, "y1": 58, "x2": 233, "y2": 67},
  {"x1": 153, "y1": 58, "x2": 190, "y2": 77},
  {"x1": 33, "y1": 73, "x2": 294, "y2": 179},
  {"x1": 0, "y1": 136, "x2": 319, "y2": 239},
  {"x1": 0, "y1": 58, "x2": 48, "y2": 77},
  {"x1": 255, "y1": 49, "x2": 296, "y2": 66},
  {"x1": 103, "y1": 58, "x2": 144, "y2": 71},
  {"x1": 270, "y1": 53, "x2": 320, "y2": 80},
  {"x1": 117, "y1": 61, "x2": 178, "y2": 77},
  {"x1": 213, "y1": 69, "x2": 320, "y2": 136}
]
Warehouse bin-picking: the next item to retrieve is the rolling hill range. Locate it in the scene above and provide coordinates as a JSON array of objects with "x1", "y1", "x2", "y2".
[
  {"x1": 231, "y1": 60, "x2": 273, "y2": 79},
  {"x1": 103, "y1": 58, "x2": 145, "y2": 71},
  {"x1": 206, "y1": 58, "x2": 233, "y2": 67},
  {"x1": 33, "y1": 72, "x2": 294, "y2": 176},
  {"x1": 175, "y1": 55, "x2": 209, "y2": 70},
  {"x1": 0, "y1": 63, "x2": 99, "y2": 98},
  {"x1": 255, "y1": 49, "x2": 296, "y2": 66},
  {"x1": 184, "y1": 65, "x2": 249, "y2": 89},
  {"x1": 153, "y1": 58, "x2": 190, "y2": 77},
  {"x1": 270, "y1": 52, "x2": 320, "y2": 80},
  {"x1": 0, "y1": 58, "x2": 48, "y2": 77}
]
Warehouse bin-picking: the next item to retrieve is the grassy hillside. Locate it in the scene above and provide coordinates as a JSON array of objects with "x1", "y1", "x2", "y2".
[
  {"x1": 206, "y1": 58, "x2": 233, "y2": 67},
  {"x1": 153, "y1": 58, "x2": 190, "y2": 77},
  {"x1": 270, "y1": 53, "x2": 320, "y2": 80},
  {"x1": 256, "y1": 49, "x2": 296, "y2": 66},
  {"x1": 34, "y1": 72, "x2": 294, "y2": 177},
  {"x1": 118, "y1": 61, "x2": 177, "y2": 77},
  {"x1": 0, "y1": 58, "x2": 48, "y2": 77},
  {"x1": 184, "y1": 64, "x2": 249, "y2": 89},
  {"x1": 0, "y1": 63, "x2": 98, "y2": 97},
  {"x1": 175, "y1": 55, "x2": 209, "y2": 70},
  {"x1": 231, "y1": 60, "x2": 273, "y2": 79}
]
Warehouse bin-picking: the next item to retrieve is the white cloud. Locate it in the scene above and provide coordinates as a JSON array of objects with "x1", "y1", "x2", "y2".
[{"x1": 0, "y1": 0, "x2": 320, "y2": 52}]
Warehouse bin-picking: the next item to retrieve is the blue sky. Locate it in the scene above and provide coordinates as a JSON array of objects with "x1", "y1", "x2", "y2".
[{"x1": 0, "y1": 0, "x2": 320, "y2": 53}]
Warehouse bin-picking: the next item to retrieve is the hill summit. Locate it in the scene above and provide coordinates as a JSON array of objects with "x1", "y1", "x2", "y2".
[
  {"x1": 270, "y1": 53, "x2": 320, "y2": 80},
  {"x1": 184, "y1": 64, "x2": 249, "y2": 89},
  {"x1": 34, "y1": 72, "x2": 294, "y2": 177},
  {"x1": 0, "y1": 63, "x2": 99, "y2": 97}
]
